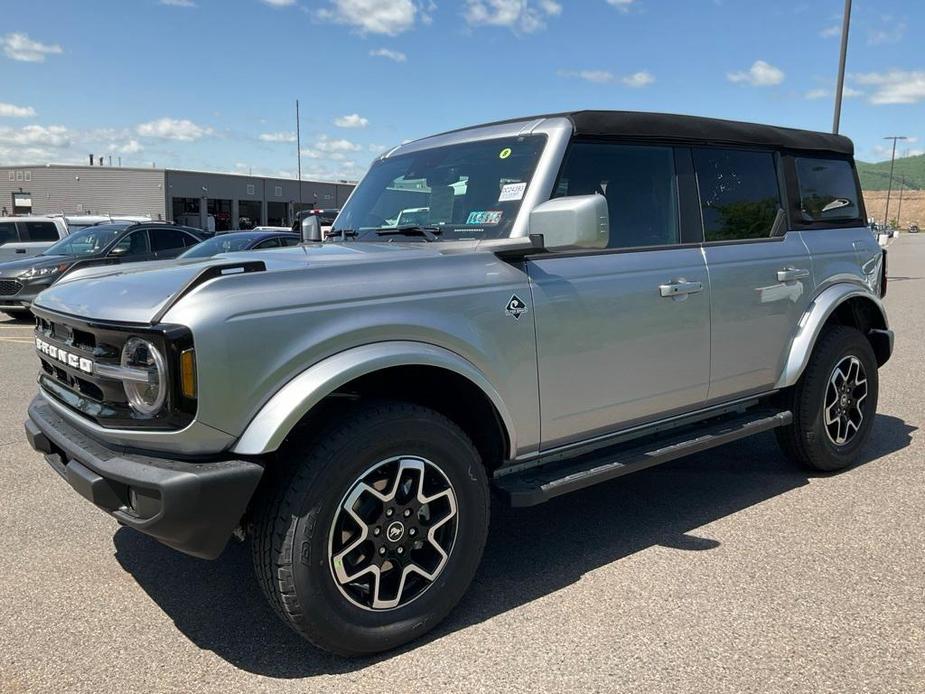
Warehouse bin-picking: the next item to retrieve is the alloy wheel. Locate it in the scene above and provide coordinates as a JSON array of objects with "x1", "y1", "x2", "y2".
[
  {"x1": 328, "y1": 456, "x2": 458, "y2": 611},
  {"x1": 823, "y1": 355, "x2": 868, "y2": 446}
]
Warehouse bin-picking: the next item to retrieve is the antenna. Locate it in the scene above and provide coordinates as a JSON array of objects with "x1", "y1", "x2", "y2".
[{"x1": 296, "y1": 99, "x2": 303, "y2": 213}]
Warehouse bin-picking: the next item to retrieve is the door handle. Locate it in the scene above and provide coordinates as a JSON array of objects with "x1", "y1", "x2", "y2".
[
  {"x1": 15, "y1": 248, "x2": 26, "y2": 254},
  {"x1": 659, "y1": 280, "x2": 703, "y2": 297},
  {"x1": 777, "y1": 267, "x2": 809, "y2": 282}
]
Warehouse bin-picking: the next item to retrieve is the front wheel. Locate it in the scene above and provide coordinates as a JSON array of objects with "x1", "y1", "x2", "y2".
[
  {"x1": 776, "y1": 325, "x2": 879, "y2": 471},
  {"x1": 250, "y1": 400, "x2": 489, "y2": 656}
]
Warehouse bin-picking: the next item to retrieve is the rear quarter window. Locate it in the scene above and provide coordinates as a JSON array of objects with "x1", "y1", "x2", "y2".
[
  {"x1": 0, "y1": 222, "x2": 19, "y2": 244},
  {"x1": 793, "y1": 156, "x2": 862, "y2": 225}
]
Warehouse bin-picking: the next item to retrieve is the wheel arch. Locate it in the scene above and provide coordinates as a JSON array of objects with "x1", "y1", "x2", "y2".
[
  {"x1": 232, "y1": 341, "x2": 516, "y2": 465},
  {"x1": 776, "y1": 283, "x2": 891, "y2": 389}
]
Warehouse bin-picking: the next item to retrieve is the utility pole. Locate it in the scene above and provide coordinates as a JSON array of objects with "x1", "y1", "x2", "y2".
[
  {"x1": 883, "y1": 135, "x2": 907, "y2": 227},
  {"x1": 832, "y1": 0, "x2": 852, "y2": 134},
  {"x1": 896, "y1": 175, "x2": 905, "y2": 229},
  {"x1": 296, "y1": 99, "x2": 303, "y2": 214}
]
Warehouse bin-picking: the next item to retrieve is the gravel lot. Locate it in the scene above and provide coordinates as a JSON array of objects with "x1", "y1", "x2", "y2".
[{"x1": 1, "y1": 236, "x2": 922, "y2": 693}]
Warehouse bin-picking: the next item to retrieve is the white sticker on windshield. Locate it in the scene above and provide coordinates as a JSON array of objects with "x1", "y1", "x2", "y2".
[{"x1": 498, "y1": 182, "x2": 527, "y2": 203}]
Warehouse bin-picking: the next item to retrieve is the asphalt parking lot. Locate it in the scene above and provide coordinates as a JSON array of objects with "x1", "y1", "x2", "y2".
[{"x1": 0, "y1": 236, "x2": 922, "y2": 694}]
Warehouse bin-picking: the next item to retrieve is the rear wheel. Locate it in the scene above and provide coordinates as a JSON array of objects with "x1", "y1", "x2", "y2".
[
  {"x1": 250, "y1": 400, "x2": 489, "y2": 656},
  {"x1": 776, "y1": 325, "x2": 879, "y2": 471}
]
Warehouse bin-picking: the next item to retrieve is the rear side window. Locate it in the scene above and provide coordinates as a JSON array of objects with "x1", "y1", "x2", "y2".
[
  {"x1": 0, "y1": 222, "x2": 19, "y2": 245},
  {"x1": 555, "y1": 142, "x2": 679, "y2": 249},
  {"x1": 22, "y1": 221, "x2": 60, "y2": 242},
  {"x1": 794, "y1": 157, "x2": 861, "y2": 224},
  {"x1": 693, "y1": 148, "x2": 782, "y2": 242},
  {"x1": 151, "y1": 228, "x2": 195, "y2": 252}
]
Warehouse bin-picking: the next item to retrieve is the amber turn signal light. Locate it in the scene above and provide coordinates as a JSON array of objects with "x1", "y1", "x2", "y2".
[{"x1": 179, "y1": 348, "x2": 197, "y2": 399}]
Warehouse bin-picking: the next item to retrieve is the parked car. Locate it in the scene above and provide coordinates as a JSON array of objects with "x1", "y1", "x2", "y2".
[
  {"x1": 0, "y1": 216, "x2": 69, "y2": 262},
  {"x1": 0, "y1": 222, "x2": 205, "y2": 319},
  {"x1": 24, "y1": 111, "x2": 891, "y2": 656},
  {"x1": 179, "y1": 230, "x2": 301, "y2": 259},
  {"x1": 909, "y1": 223, "x2": 919, "y2": 234}
]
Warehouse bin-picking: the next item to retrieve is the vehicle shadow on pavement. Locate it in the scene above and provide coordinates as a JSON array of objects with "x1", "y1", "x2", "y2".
[{"x1": 112, "y1": 414, "x2": 914, "y2": 678}]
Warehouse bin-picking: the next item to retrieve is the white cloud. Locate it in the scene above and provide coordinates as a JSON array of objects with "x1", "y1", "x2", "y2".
[
  {"x1": 819, "y1": 24, "x2": 840, "y2": 38},
  {"x1": 557, "y1": 68, "x2": 654, "y2": 87},
  {"x1": 606, "y1": 0, "x2": 636, "y2": 13},
  {"x1": 136, "y1": 117, "x2": 214, "y2": 141},
  {"x1": 853, "y1": 70, "x2": 925, "y2": 105},
  {"x1": 805, "y1": 88, "x2": 829, "y2": 100},
  {"x1": 160, "y1": 0, "x2": 197, "y2": 7},
  {"x1": 314, "y1": 135, "x2": 362, "y2": 153},
  {"x1": 0, "y1": 124, "x2": 71, "y2": 147},
  {"x1": 259, "y1": 131, "x2": 297, "y2": 142},
  {"x1": 317, "y1": 0, "x2": 423, "y2": 36},
  {"x1": 1, "y1": 32, "x2": 63, "y2": 62},
  {"x1": 334, "y1": 113, "x2": 369, "y2": 128},
  {"x1": 843, "y1": 87, "x2": 863, "y2": 98},
  {"x1": 622, "y1": 70, "x2": 654, "y2": 87},
  {"x1": 868, "y1": 22, "x2": 906, "y2": 46},
  {"x1": 0, "y1": 102, "x2": 36, "y2": 118},
  {"x1": 260, "y1": 0, "x2": 296, "y2": 6},
  {"x1": 464, "y1": 0, "x2": 562, "y2": 34},
  {"x1": 727, "y1": 60, "x2": 785, "y2": 87},
  {"x1": 111, "y1": 139, "x2": 143, "y2": 154},
  {"x1": 370, "y1": 47, "x2": 407, "y2": 62}
]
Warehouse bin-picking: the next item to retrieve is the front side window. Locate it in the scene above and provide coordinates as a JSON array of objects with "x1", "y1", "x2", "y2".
[
  {"x1": 555, "y1": 143, "x2": 678, "y2": 249},
  {"x1": 794, "y1": 156, "x2": 861, "y2": 224},
  {"x1": 111, "y1": 230, "x2": 149, "y2": 256},
  {"x1": 333, "y1": 135, "x2": 546, "y2": 241},
  {"x1": 694, "y1": 148, "x2": 782, "y2": 242}
]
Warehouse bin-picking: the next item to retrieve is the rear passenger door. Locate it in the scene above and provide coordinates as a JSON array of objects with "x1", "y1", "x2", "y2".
[
  {"x1": 693, "y1": 147, "x2": 813, "y2": 400},
  {"x1": 528, "y1": 142, "x2": 711, "y2": 449}
]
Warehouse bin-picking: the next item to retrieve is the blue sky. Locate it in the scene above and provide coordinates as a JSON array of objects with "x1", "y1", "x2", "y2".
[{"x1": 1, "y1": 0, "x2": 922, "y2": 181}]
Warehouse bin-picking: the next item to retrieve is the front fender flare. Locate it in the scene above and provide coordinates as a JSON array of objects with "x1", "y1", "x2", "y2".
[
  {"x1": 775, "y1": 283, "x2": 889, "y2": 389},
  {"x1": 232, "y1": 341, "x2": 517, "y2": 456}
]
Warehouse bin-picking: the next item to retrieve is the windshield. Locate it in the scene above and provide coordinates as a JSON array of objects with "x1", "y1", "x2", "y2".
[
  {"x1": 179, "y1": 234, "x2": 258, "y2": 258},
  {"x1": 332, "y1": 135, "x2": 546, "y2": 241},
  {"x1": 41, "y1": 224, "x2": 126, "y2": 257}
]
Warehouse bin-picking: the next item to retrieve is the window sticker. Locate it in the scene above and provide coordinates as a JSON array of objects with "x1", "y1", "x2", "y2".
[
  {"x1": 499, "y1": 147, "x2": 512, "y2": 160},
  {"x1": 498, "y1": 182, "x2": 527, "y2": 202},
  {"x1": 466, "y1": 210, "x2": 503, "y2": 225}
]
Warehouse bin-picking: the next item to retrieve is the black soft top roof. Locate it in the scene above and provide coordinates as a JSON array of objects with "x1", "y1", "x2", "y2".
[{"x1": 449, "y1": 110, "x2": 854, "y2": 156}]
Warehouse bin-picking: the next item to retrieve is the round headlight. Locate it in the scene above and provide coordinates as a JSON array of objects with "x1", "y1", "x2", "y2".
[{"x1": 121, "y1": 337, "x2": 167, "y2": 416}]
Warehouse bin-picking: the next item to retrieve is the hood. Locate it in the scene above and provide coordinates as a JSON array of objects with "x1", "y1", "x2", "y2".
[
  {"x1": 32, "y1": 242, "x2": 453, "y2": 324},
  {"x1": 0, "y1": 254, "x2": 71, "y2": 278}
]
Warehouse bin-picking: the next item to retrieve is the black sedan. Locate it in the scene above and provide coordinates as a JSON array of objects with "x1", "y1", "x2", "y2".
[
  {"x1": 178, "y1": 230, "x2": 301, "y2": 259},
  {"x1": 0, "y1": 222, "x2": 206, "y2": 320}
]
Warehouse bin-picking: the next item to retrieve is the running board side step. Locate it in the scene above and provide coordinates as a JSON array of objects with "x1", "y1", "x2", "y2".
[{"x1": 495, "y1": 409, "x2": 792, "y2": 507}]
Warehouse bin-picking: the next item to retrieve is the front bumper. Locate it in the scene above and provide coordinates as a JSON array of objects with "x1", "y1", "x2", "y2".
[
  {"x1": 25, "y1": 396, "x2": 264, "y2": 559},
  {"x1": 0, "y1": 279, "x2": 50, "y2": 311}
]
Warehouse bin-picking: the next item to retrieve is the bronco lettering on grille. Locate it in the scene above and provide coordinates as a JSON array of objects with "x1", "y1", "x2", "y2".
[{"x1": 35, "y1": 337, "x2": 93, "y2": 375}]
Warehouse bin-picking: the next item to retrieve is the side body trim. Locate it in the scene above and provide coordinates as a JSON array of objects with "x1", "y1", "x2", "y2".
[
  {"x1": 232, "y1": 341, "x2": 517, "y2": 456},
  {"x1": 775, "y1": 282, "x2": 889, "y2": 389}
]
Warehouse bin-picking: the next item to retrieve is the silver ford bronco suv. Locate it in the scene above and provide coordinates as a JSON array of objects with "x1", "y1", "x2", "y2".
[{"x1": 24, "y1": 111, "x2": 892, "y2": 655}]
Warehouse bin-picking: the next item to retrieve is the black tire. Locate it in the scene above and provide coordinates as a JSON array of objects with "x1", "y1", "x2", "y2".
[
  {"x1": 3, "y1": 309, "x2": 32, "y2": 321},
  {"x1": 776, "y1": 325, "x2": 879, "y2": 472},
  {"x1": 250, "y1": 400, "x2": 490, "y2": 656}
]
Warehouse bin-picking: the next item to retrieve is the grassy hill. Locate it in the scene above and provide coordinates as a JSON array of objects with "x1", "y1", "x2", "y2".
[{"x1": 857, "y1": 153, "x2": 925, "y2": 191}]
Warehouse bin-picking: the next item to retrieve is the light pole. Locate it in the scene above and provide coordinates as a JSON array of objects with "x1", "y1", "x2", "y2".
[
  {"x1": 832, "y1": 0, "x2": 852, "y2": 134},
  {"x1": 883, "y1": 135, "x2": 907, "y2": 228},
  {"x1": 896, "y1": 175, "x2": 905, "y2": 230}
]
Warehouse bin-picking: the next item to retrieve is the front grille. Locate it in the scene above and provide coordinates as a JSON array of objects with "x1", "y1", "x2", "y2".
[{"x1": 0, "y1": 279, "x2": 22, "y2": 296}]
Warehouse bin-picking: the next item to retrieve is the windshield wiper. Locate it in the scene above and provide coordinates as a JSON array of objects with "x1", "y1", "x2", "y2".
[
  {"x1": 374, "y1": 225, "x2": 442, "y2": 242},
  {"x1": 325, "y1": 228, "x2": 358, "y2": 240}
]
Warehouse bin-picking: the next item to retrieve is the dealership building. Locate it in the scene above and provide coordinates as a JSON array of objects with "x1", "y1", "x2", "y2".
[{"x1": 0, "y1": 164, "x2": 356, "y2": 231}]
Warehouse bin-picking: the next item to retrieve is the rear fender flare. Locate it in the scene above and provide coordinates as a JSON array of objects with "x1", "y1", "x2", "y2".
[{"x1": 775, "y1": 283, "x2": 889, "y2": 389}]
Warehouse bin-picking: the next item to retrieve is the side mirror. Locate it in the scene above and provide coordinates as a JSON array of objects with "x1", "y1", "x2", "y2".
[
  {"x1": 528, "y1": 194, "x2": 609, "y2": 251},
  {"x1": 301, "y1": 214, "x2": 321, "y2": 243}
]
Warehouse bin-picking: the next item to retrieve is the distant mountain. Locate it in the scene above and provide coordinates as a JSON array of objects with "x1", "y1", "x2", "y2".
[{"x1": 857, "y1": 153, "x2": 925, "y2": 191}]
